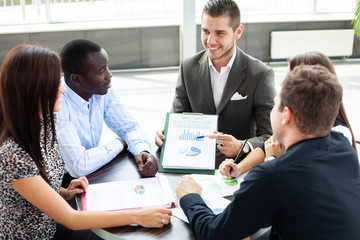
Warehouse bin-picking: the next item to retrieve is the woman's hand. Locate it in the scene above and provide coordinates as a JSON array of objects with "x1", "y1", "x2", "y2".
[
  {"x1": 135, "y1": 208, "x2": 172, "y2": 228},
  {"x1": 265, "y1": 136, "x2": 284, "y2": 158},
  {"x1": 219, "y1": 158, "x2": 241, "y2": 178},
  {"x1": 60, "y1": 176, "x2": 89, "y2": 200}
]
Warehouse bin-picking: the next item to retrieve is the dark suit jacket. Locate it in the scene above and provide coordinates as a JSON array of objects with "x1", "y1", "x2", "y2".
[
  {"x1": 171, "y1": 47, "x2": 275, "y2": 150},
  {"x1": 180, "y1": 131, "x2": 360, "y2": 240}
]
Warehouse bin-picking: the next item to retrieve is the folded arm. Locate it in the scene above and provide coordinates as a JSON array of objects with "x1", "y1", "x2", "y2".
[{"x1": 57, "y1": 122, "x2": 124, "y2": 178}]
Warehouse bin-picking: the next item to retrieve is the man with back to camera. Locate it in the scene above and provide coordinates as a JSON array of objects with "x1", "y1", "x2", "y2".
[
  {"x1": 57, "y1": 39, "x2": 158, "y2": 184},
  {"x1": 155, "y1": 0, "x2": 275, "y2": 167},
  {"x1": 175, "y1": 65, "x2": 360, "y2": 239}
]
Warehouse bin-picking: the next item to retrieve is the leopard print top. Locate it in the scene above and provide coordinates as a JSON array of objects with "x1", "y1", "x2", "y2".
[{"x1": 0, "y1": 121, "x2": 64, "y2": 239}]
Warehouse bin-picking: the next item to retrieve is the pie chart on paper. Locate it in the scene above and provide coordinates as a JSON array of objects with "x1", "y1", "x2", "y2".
[
  {"x1": 178, "y1": 146, "x2": 202, "y2": 156},
  {"x1": 134, "y1": 185, "x2": 145, "y2": 195}
]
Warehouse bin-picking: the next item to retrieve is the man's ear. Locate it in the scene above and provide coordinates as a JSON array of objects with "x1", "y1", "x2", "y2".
[
  {"x1": 70, "y1": 73, "x2": 82, "y2": 86},
  {"x1": 235, "y1": 24, "x2": 244, "y2": 40},
  {"x1": 282, "y1": 106, "x2": 293, "y2": 125}
]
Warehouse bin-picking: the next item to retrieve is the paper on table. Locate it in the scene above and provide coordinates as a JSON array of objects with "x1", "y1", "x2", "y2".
[
  {"x1": 173, "y1": 194, "x2": 231, "y2": 223},
  {"x1": 173, "y1": 170, "x2": 249, "y2": 223},
  {"x1": 190, "y1": 170, "x2": 249, "y2": 197},
  {"x1": 161, "y1": 113, "x2": 218, "y2": 170},
  {"x1": 82, "y1": 176, "x2": 176, "y2": 212}
]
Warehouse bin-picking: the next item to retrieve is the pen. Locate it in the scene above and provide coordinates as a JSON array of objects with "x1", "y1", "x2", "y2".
[
  {"x1": 233, "y1": 139, "x2": 248, "y2": 164},
  {"x1": 194, "y1": 132, "x2": 224, "y2": 139},
  {"x1": 229, "y1": 139, "x2": 248, "y2": 175}
]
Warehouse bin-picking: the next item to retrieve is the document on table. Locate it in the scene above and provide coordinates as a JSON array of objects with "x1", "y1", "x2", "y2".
[
  {"x1": 173, "y1": 170, "x2": 249, "y2": 223},
  {"x1": 81, "y1": 176, "x2": 176, "y2": 212},
  {"x1": 191, "y1": 170, "x2": 249, "y2": 197},
  {"x1": 173, "y1": 194, "x2": 231, "y2": 223},
  {"x1": 160, "y1": 113, "x2": 218, "y2": 174}
]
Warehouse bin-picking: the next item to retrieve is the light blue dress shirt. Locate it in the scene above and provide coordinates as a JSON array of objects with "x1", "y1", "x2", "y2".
[{"x1": 56, "y1": 81, "x2": 151, "y2": 178}]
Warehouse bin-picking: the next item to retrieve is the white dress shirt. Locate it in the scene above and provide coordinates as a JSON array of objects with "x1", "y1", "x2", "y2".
[{"x1": 56, "y1": 81, "x2": 151, "y2": 178}]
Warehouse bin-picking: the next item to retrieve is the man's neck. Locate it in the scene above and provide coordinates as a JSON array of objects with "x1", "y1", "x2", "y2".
[
  {"x1": 283, "y1": 130, "x2": 319, "y2": 151},
  {"x1": 211, "y1": 47, "x2": 236, "y2": 72},
  {"x1": 65, "y1": 80, "x2": 92, "y2": 101}
]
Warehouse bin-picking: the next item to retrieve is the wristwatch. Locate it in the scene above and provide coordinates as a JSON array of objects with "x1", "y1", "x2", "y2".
[
  {"x1": 264, "y1": 155, "x2": 276, "y2": 161},
  {"x1": 242, "y1": 141, "x2": 250, "y2": 154}
]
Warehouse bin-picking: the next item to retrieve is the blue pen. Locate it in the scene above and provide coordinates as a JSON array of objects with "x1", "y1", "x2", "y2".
[{"x1": 194, "y1": 132, "x2": 224, "y2": 139}]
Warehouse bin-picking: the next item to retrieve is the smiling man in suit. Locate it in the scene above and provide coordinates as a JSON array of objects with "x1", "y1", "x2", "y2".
[{"x1": 156, "y1": 0, "x2": 275, "y2": 166}]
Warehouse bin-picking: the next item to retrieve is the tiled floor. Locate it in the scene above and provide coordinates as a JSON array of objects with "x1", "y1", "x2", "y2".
[{"x1": 101, "y1": 63, "x2": 360, "y2": 154}]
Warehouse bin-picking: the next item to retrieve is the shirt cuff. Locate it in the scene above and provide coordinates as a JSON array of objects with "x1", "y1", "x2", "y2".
[
  {"x1": 179, "y1": 193, "x2": 207, "y2": 215},
  {"x1": 247, "y1": 141, "x2": 254, "y2": 151}
]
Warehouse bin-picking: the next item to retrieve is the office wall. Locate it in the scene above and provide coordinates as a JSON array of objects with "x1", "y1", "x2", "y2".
[
  {"x1": 197, "y1": 20, "x2": 359, "y2": 63},
  {"x1": 0, "y1": 20, "x2": 358, "y2": 69},
  {"x1": 0, "y1": 26, "x2": 180, "y2": 70}
]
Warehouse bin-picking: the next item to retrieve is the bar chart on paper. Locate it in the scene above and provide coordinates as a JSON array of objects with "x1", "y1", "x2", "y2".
[
  {"x1": 160, "y1": 113, "x2": 218, "y2": 172},
  {"x1": 179, "y1": 130, "x2": 204, "y2": 141}
]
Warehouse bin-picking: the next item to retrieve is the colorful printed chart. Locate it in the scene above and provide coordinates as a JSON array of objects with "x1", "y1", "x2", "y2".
[
  {"x1": 221, "y1": 176, "x2": 238, "y2": 186},
  {"x1": 178, "y1": 130, "x2": 204, "y2": 141},
  {"x1": 178, "y1": 146, "x2": 202, "y2": 156},
  {"x1": 160, "y1": 113, "x2": 218, "y2": 171},
  {"x1": 190, "y1": 170, "x2": 249, "y2": 197},
  {"x1": 134, "y1": 185, "x2": 146, "y2": 194}
]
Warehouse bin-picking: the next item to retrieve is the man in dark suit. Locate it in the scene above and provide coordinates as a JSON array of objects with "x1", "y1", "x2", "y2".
[
  {"x1": 155, "y1": 0, "x2": 275, "y2": 166},
  {"x1": 175, "y1": 65, "x2": 360, "y2": 240}
]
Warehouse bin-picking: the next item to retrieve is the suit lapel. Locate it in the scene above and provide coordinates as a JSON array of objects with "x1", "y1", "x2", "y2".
[
  {"x1": 196, "y1": 53, "x2": 216, "y2": 112},
  {"x1": 216, "y1": 47, "x2": 247, "y2": 114}
]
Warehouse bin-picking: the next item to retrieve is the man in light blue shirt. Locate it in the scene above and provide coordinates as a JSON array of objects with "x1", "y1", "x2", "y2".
[{"x1": 57, "y1": 39, "x2": 158, "y2": 181}]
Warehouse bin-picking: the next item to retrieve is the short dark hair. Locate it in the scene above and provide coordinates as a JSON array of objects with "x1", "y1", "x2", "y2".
[
  {"x1": 60, "y1": 39, "x2": 101, "y2": 82},
  {"x1": 0, "y1": 44, "x2": 61, "y2": 183},
  {"x1": 202, "y1": 0, "x2": 240, "y2": 31},
  {"x1": 280, "y1": 65, "x2": 342, "y2": 136}
]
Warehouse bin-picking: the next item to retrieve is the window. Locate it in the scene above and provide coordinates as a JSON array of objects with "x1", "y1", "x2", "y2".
[{"x1": 0, "y1": 0, "x2": 356, "y2": 26}]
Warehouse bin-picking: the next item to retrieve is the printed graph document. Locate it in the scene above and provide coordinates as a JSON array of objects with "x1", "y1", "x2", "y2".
[
  {"x1": 160, "y1": 113, "x2": 218, "y2": 174},
  {"x1": 173, "y1": 170, "x2": 249, "y2": 222},
  {"x1": 191, "y1": 170, "x2": 249, "y2": 197},
  {"x1": 173, "y1": 194, "x2": 231, "y2": 223},
  {"x1": 81, "y1": 176, "x2": 176, "y2": 212}
]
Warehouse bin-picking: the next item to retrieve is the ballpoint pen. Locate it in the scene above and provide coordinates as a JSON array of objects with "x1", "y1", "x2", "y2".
[
  {"x1": 194, "y1": 132, "x2": 224, "y2": 139},
  {"x1": 233, "y1": 139, "x2": 248, "y2": 164},
  {"x1": 228, "y1": 139, "x2": 248, "y2": 176}
]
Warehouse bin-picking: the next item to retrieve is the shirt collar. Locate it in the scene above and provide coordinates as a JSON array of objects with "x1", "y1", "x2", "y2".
[{"x1": 208, "y1": 48, "x2": 237, "y2": 70}]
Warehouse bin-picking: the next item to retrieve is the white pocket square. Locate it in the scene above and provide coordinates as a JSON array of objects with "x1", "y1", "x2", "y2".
[{"x1": 230, "y1": 92, "x2": 247, "y2": 101}]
